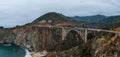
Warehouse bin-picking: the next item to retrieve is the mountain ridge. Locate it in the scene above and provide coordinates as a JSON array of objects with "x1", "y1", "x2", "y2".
[
  {"x1": 71, "y1": 14, "x2": 107, "y2": 23},
  {"x1": 32, "y1": 12, "x2": 69, "y2": 24},
  {"x1": 31, "y1": 12, "x2": 80, "y2": 27}
]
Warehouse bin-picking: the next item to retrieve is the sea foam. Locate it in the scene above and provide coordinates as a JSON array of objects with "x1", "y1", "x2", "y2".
[{"x1": 24, "y1": 49, "x2": 32, "y2": 57}]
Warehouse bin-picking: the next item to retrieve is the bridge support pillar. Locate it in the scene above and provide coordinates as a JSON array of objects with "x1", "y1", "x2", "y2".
[
  {"x1": 62, "y1": 27, "x2": 67, "y2": 40},
  {"x1": 119, "y1": 33, "x2": 120, "y2": 36},
  {"x1": 85, "y1": 30, "x2": 87, "y2": 43}
]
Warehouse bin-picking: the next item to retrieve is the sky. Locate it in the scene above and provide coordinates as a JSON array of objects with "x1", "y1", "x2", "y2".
[{"x1": 0, "y1": 0, "x2": 120, "y2": 27}]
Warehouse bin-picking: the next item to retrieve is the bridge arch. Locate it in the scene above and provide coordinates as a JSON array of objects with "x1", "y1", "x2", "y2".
[
  {"x1": 61, "y1": 27, "x2": 87, "y2": 43},
  {"x1": 67, "y1": 29, "x2": 85, "y2": 41},
  {"x1": 64, "y1": 30, "x2": 84, "y2": 46}
]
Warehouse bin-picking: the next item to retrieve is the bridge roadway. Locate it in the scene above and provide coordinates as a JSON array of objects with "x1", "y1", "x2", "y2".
[{"x1": 35, "y1": 26, "x2": 120, "y2": 34}]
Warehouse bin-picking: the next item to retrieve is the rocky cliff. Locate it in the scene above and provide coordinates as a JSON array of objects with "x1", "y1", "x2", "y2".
[
  {"x1": 0, "y1": 26, "x2": 83, "y2": 56},
  {"x1": 0, "y1": 26, "x2": 120, "y2": 57}
]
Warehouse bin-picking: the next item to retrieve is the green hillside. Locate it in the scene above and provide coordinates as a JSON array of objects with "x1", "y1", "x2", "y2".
[
  {"x1": 71, "y1": 15, "x2": 106, "y2": 23},
  {"x1": 32, "y1": 12, "x2": 70, "y2": 24},
  {"x1": 103, "y1": 16, "x2": 120, "y2": 29}
]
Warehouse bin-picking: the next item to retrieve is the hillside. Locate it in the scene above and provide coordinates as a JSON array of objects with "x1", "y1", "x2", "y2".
[
  {"x1": 72, "y1": 15, "x2": 120, "y2": 29},
  {"x1": 31, "y1": 12, "x2": 80, "y2": 27},
  {"x1": 32, "y1": 12, "x2": 69, "y2": 24},
  {"x1": 102, "y1": 16, "x2": 120, "y2": 30},
  {"x1": 71, "y1": 15, "x2": 106, "y2": 23}
]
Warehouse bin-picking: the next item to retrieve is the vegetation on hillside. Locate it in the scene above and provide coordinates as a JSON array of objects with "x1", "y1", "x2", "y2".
[
  {"x1": 103, "y1": 16, "x2": 120, "y2": 30},
  {"x1": 32, "y1": 12, "x2": 70, "y2": 24},
  {"x1": 71, "y1": 15, "x2": 106, "y2": 23},
  {"x1": 71, "y1": 14, "x2": 120, "y2": 29}
]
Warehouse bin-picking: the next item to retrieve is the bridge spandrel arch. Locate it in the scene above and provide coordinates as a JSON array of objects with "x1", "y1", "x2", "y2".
[
  {"x1": 64, "y1": 28, "x2": 85, "y2": 42},
  {"x1": 61, "y1": 27, "x2": 88, "y2": 43},
  {"x1": 63, "y1": 30, "x2": 85, "y2": 46}
]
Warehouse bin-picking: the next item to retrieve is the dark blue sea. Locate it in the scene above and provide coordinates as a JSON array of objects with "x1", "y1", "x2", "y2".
[{"x1": 0, "y1": 44, "x2": 31, "y2": 57}]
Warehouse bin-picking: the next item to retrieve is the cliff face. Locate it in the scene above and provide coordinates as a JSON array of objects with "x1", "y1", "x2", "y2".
[
  {"x1": 0, "y1": 26, "x2": 120, "y2": 57},
  {"x1": 0, "y1": 26, "x2": 61, "y2": 51},
  {"x1": 0, "y1": 26, "x2": 82, "y2": 52}
]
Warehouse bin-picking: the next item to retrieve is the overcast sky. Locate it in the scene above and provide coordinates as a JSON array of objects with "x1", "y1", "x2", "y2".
[{"x1": 0, "y1": 0, "x2": 120, "y2": 27}]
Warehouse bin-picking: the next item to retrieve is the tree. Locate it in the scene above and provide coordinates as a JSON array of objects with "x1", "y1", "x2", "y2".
[{"x1": 0, "y1": 26, "x2": 4, "y2": 29}]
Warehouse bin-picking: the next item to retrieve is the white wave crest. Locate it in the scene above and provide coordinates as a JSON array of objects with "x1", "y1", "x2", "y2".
[{"x1": 24, "y1": 49, "x2": 32, "y2": 57}]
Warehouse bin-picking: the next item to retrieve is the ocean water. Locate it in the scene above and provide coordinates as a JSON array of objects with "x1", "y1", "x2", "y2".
[{"x1": 0, "y1": 44, "x2": 32, "y2": 57}]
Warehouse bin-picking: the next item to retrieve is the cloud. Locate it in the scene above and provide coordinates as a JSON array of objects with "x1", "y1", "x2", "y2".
[{"x1": 0, "y1": 0, "x2": 120, "y2": 27}]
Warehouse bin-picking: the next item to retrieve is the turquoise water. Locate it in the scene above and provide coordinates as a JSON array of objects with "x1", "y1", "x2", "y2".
[{"x1": 0, "y1": 44, "x2": 26, "y2": 57}]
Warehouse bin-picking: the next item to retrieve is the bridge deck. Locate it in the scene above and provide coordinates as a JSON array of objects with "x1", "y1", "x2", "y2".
[{"x1": 33, "y1": 26, "x2": 120, "y2": 34}]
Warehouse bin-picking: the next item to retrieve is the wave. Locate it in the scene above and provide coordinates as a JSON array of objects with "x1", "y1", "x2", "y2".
[
  {"x1": 3, "y1": 43, "x2": 11, "y2": 46},
  {"x1": 24, "y1": 49, "x2": 32, "y2": 57}
]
